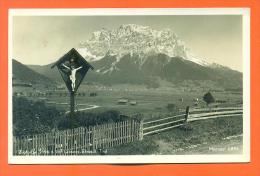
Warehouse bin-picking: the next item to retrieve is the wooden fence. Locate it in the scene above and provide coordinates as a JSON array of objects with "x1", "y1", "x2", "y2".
[
  {"x1": 13, "y1": 118, "x2": 142, "y2": 155},
  {"x1": 143, "y1": 113, "x2": 187, "y2": 136},
  {"x1": 188, "y1": 107, "x2": 243, "y2": 122},
  {"x1": 143, "y1": 106, "x2": 243, "y2": 136},
  {"x1": 13, "y1": 106, "x2": 243, "y2": 155}
]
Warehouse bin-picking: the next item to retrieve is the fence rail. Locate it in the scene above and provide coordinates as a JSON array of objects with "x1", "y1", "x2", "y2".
[
  {"x1": 189, "y1": 110, "x2": 242, "y2": 118},
  {"x1": 143, "y1": 114, "x2": 186, "y2": 125},
  {"x1": 188, "y1": 112, "x2": 242, "y2": 122},
  {"x1": 143, "y1": 108, "x2": 188, "y2": 136},
  {"x1": 189, "y1": 107, "x2": 242, "y2": 113},
  {"x1": 143, "y1": 106, "x2": 243, "y2": 136},
  {"x1": 13, "y1": 119, "x2": 142, "y2": 156}
]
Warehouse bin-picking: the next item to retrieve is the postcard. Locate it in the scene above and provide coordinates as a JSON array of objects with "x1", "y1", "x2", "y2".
[{"x1": 8, "y1": 8, "x2": 250, "y2": 164}]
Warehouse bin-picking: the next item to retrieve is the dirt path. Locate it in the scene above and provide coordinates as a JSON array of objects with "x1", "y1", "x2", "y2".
[{"x1": 65, "y1": 104, "x2": 100, "y2": 114}]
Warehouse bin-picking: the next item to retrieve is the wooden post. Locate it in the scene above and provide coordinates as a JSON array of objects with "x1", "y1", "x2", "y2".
[
  {"x1": 70, "y1": 92, "x2": 75, "y2": 118},
  {"x1": 185, "y1": 106, "x2": 190, "y2": 123}
]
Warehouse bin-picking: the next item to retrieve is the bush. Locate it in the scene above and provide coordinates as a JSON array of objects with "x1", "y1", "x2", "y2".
[
  {"x1": 203, "y1": 92, "x2": 215, "y2": 106},
  {"x1": 13, "y1": 96, "x2": 62, "y2": 136},
  {"x1": 57, "y1": 110, "x2": 128, "y2": 130}
]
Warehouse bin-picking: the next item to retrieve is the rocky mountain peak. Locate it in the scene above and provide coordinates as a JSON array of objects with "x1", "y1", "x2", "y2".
[{"x1": 77, "y1": 24, "x2": 208, "y2": 66}]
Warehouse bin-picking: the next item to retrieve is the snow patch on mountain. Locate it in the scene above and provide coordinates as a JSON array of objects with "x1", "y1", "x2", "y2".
[
  {"x1": 76, "y1": 48, "x2": 104, "y2": 62},
  {"x1": 186, "y1": 51, "x2": 211, "y2": 66}
]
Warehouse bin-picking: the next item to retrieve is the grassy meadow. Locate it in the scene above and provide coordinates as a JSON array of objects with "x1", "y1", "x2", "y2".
[
  {"x1": 14, "y1": 83, "x2": 243, "y2": 120},
  {"x1": 13, "y1": 83, "x2": 243, "y2": 154}
]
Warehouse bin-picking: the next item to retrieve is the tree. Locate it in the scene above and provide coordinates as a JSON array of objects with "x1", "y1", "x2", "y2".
[{"x1": 203, "y1": 92, "x2": 215, "y2": 106}]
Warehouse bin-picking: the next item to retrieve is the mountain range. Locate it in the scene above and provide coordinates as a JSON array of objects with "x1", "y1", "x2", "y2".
[
  {"x1": 77, "y1": 24, "x2": 208, "y2": 66},
  {"x1": 15, "y1": 24, "x2": 242, "y2": 89},
  {"x1": 12, "y1": 59, "x2": 54, "y2": 85}
]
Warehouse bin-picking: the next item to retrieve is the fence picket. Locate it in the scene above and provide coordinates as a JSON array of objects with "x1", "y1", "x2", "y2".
[
  {"x1": 110, "y1": 123, "x2": 113, "y2": 147},
  {"x1": 14, "y1": 119, "x2": 143, "y2": 155},
  {"x1": 120, "y1": 121, "x2": 123, "y2": 145}
]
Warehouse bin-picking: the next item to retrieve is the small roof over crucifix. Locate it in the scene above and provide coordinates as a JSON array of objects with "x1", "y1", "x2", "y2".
[{"x1": 51, "y1": 48, "x2": 94, "y2": 93}]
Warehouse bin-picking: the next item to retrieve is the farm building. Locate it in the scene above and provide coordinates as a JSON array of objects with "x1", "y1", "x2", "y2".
[
  {"x1": 117, "y1": 99, "x2": 128, "y2": 105},
  {"x1": 130, "y1": 101, "x2": 137, "y2": 106}
]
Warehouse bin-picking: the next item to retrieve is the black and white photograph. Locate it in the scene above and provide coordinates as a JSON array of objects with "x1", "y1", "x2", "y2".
[{"x1": 8, "y1": 8, "x2": 250, "y2": 164}]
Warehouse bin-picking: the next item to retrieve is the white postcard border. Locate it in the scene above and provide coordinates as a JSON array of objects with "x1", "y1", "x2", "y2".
[{"x1": 8, "y1": 8, "x2": 250, "y2": 164}]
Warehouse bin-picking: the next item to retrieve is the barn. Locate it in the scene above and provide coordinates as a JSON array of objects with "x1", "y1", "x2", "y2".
[{"x1": 117, "y1": 99, "x2": 128, "y2": 105}]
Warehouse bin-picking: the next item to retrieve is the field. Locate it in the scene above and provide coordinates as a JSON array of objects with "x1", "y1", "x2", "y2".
[
  {"x1": 13, "y1": 83, "x2": 243, "y2": 120},
  {"x1": 13, "y1": 83, "x2": 243, "y2": 155}
]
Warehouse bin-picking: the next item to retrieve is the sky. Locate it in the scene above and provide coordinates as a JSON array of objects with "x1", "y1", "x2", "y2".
[{"x1": 12, "y1": 15, "x2": 243, "y2": 71}]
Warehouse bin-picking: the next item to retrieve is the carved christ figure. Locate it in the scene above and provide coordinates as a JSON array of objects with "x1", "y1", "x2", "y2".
[{"x1": 62, "y1": 63, "x2": 83, "y2": 92}]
